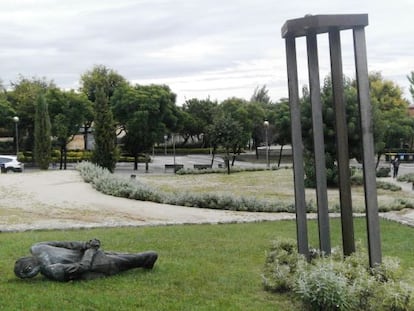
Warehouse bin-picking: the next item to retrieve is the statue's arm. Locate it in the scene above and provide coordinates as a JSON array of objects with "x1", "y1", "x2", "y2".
[
  {"x1": 69, "y1": 247, "x2": 97, "y2": 269},
  {"x1": 33, "y1": 241, "x2": 88, "y2": 251},
  {"x1": 32, "y1": 239, "x2": 100, "y2": 252},
  {"x1": 41, "y1": 248, "x2": 99, "y2": 282}
]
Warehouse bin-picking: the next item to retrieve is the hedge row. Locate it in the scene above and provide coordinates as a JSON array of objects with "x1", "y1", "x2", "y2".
[
  {"x1": 76, "y1": 161, "x2": 413, "y2": 214},
  {"x1": 76, "y1": 161, "x2": 295, "y2": 213}
]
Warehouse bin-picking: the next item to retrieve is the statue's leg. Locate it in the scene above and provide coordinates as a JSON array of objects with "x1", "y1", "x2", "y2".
[
  {"x1": 93, "y1": 251, "x2": 158, "y2": 275},
  {"x1": 106, "y1": 251, "x2": 158, "y2": 272}
]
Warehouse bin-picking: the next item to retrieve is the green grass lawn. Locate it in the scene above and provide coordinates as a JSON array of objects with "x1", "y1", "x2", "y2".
[
  {"x1": 1, "y1": 219, "x2": 413, "y2": 310},
  {"x1": 140, "y1": 169, "x2": 414, "y2": 212}
]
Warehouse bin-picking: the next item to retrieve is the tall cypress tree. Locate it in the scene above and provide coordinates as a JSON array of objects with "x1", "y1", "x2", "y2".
[
  {"x1": 91, "y1": 88, "x2": 118, "y2": 172},
  {"x1": 34, "y1": 93, "x2": 51, "y2": 170}
]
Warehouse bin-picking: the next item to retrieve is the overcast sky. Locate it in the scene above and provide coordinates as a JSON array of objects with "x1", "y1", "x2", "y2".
[{"x1": 1, "y1": 0, "x2": 413, "y2": 104}]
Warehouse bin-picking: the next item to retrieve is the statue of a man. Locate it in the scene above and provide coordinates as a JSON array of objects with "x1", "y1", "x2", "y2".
[{"x1": 14, "y1": 239, "x2": 158, "y2": 282}]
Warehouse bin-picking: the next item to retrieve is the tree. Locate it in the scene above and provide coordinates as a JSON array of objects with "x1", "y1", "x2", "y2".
[
  {"x1": 112, "y1": 83, "x2": 179, "y2": 170},
  {"x1": 408, "y1": 71, "x2": 414, "y2": 103},
  {"x1": 301, "y1": 72, "x2": 412, "y2": 187},
  {"x1": 34, "y1": 93, "x2": 51, "y2": 170},
  {"x1": 0, "y1": 98, "x2": 16, "y2": 130},
  {"x1": 79, "y1": 65, "x2": 126, "y2": 150},
  {"x1": 219, "y1": 97, "x2": 252, "y2": 165},
  {"x1": 46, "y1": 88, "x2": 93, "y2": 169},
  {"x1": 245, "y1": 101, "x2": 266, "y2": 158},
  {"x1": 79, "y1": 65, "x2": 127, "y2": 102},
  {"x1": 180, "y1": 98, "x2": 218, "y2": 146},
  {"x1": 272, "y1": 99, "x2": 291, "y2": 167},
  {"x1": 369, "y1": 72, "x2": 412, "y2": 162},
  {"x1": 7, "y1": 76, "x2": 55, "y2": 152},
  {"x1": 250, "y1": 85, "x2": 272, "y2": 106},
  {"x1": 301, "y1": 76, "x2": 361, "y2": 187},
  {"x1": 249, "y1": 86, "x2": 279, "y2": 160},
  {"x1": 207, "y1": 114, "x2": 245, "y2": 174},
  {"x1": 91, "y1": 88, "x2": 118, "y2": 172},
  {"x1": 0, "y1": 81, "x2": 16, "y2": 131}
]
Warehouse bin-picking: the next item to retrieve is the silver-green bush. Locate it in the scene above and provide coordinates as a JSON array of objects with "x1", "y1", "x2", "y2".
[
  {"x1": 76, "y1": 161, "x2": 294, "y2": 212},
  {"x1": 262, "y1": 238, "x2": 304, "y2": 292},
  {"x1": 295, "y1": 259, "x2": 355, "y2": 310},
  {"x1": 263, "y1": 239, "x2": 414, "y2": 310}
]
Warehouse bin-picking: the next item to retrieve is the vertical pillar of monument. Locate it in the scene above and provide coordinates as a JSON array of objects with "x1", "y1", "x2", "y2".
[
  {"x1": 285, "y1": 36, "x2": 309, "y2": 259},
  {"x1": 329, "y1": 29, "x2": 355, "y2": 256},
  {"x1": 353, "y1": 26, "x2": 382, "y2": 266},
  {"x1": 306, "y1": 32, "x2": 331, "y2": 255},
  {"x1": 281, "y1": 14, "x2": 381, "y2": 266}
]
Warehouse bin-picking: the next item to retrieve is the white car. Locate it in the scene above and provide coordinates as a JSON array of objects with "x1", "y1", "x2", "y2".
[{"x1": 0, "y1": 155, "x2": 24, "y2": 173}]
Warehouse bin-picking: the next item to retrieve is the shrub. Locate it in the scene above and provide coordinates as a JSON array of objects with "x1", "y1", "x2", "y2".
[
  {"x1": 76, "y1": 161, "x2": 410, "y2": 215},
  {"x1": 295, "y1": 259, "x2": 356, "y2": 310},
  {"x1": 76, "y1": 161, "x2": 294, "y2": 213},
  {"x1": 176, "y1": 165, "x2": 280, "y2": 175},
  {"x1": 398, "y1": 173, "x2": 414, "y2": 183},
  {"x1": 351, "y1": 169, "x2": 400, "y2": 191},
  {"x1": 376, "y1": 166, "x2": 391, "y2": 177},
  {"x1": 263, "y1": 239, "x2": 414, "y2": 310},
  {"x1": 376, "y1": 181, "x2": 401, "y2": 191},
  {"x1": 378, "y1": 198, "x2": 414, "y2": 212},
  {"x1": 380, "y1": 281, "x2": 413, "y2": 311},
  {"x1": 262, "y1": 238, "x2": 304, "y2": 292},
  {"x1": 77, "y1": 162, "x2": 162, "y2": 202}
]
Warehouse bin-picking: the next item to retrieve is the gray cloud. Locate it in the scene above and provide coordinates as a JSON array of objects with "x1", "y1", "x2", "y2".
[{"x1": 0, "y1": 0, "x2": 413, "y2": 103}]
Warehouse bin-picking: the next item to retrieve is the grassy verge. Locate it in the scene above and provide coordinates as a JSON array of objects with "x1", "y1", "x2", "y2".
[
  {"x1": 1, "y1": 219, "x2": 413, "y2": 310},
  {"x1": 140, "y1": 169, "x2": 414, "y2": 212}
]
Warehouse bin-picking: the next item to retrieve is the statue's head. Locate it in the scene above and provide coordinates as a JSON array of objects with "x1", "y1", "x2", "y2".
[{"x1": 14, "y1": 256, "x2": 41, "y2": 279}]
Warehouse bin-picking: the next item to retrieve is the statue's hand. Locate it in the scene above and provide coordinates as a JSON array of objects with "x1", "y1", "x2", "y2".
[
  {"x1": 86, "y1": 238, "x2": 101, "y2": 250},
  {"x1": 66, "y1": 263, "x2": 81, "y2": 274}
]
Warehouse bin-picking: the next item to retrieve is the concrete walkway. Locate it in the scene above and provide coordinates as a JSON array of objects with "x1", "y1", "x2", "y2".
[
  {"x1": 4, "y1": 156, "x2": 414, "y2": 230},
  {"x1": 114, "y1": 156, "x2": 414, "y2": 227},
  {"x1": 378, "y1": 176, "x2": 414, "y2": 227}
]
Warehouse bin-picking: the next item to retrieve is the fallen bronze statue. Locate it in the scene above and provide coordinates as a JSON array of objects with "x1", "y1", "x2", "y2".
[{"x1": 14, "y1": 239, "x2": 158, "y2": 282}]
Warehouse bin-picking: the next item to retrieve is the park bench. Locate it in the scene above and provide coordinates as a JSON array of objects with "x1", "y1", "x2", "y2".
[
  {"x1": 164, "y1": 164, "x2": 184, "y2": 172},
  {"x1": 193, "y1": 164, "x2": 212, "y2": 170}
]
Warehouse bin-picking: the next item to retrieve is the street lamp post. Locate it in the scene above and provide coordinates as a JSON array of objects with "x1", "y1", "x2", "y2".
[
  {"x1": 172, "y1": 133, "x2": 176, "y2": 173},
  {"x1": 263, "y1": 120, "x2": 269, "y2": 168},
  {"x1": 13, "y1": 116, "x2": 19, "y2": 157},
  {"x1": 164, "y1": 135, "x2": 168, "y2": 155}
]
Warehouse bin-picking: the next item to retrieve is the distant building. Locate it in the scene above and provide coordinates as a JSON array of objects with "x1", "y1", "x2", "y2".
[{"x1": 408, "y1": 104, "x2": 414, "y2": 117}]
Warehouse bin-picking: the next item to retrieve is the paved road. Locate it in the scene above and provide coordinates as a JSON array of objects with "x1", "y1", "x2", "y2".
[
  {"x1": 18, "y1": 155, "x2": 414, "y2": 227},
  {"x1": 113, "y1": 154, "x2": 269, "y2": 176},
  {"x1": 114, "y1": 156, "x2": 414, "y2": 227}
]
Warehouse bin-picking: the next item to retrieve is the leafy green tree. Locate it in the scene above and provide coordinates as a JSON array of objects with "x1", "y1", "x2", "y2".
[
  {"x1": 301, "y1": 76, "x2": 360, "y2": 187},
  {"x1": 180, "y1": 98, "x2": 218, "y2": 147},
  {"x1": 408, "y1": 71, "x2": 414, "y2": 102},
  {"x1": 46, "y1": 88, "x2": 93, "y2": 169},
  {"x1": 207, "y1": 114, "x2": 245, "y2": 174},
  {"x1": 0, "y1": 82, "x2": 16, "y2": 131},
  {"x1": 0, "y1": 98, "x2": 16, "y2": 131},
  {"x1": 79, "y1": 65, "x2": 126, "y2": 150},
  {"x1": 34, "y1": 93, "x2": 51, "y2": 170},
  {"x1": 273, "y1": 99, "x2": 291, "y2": 167},
  {"x1": 369, "y1": 72, "x2": 412, "y2": 162},
  {"x1": 79, "y1": 65, "x2": 127, "y2": 102},
  {"x1": 244, "y1": 101, "x2": 267, "y2": 159},
  {"x1": 301, "y1": 73, "x2": 411, "y2": 187},
  {"x1": 7, "y1": 76, "x2": 55, "y2": 152},
  {"x1": 91, "y1": 88, "x2": 118, "y2": 172},
  {"x1": 219, "y1": 97, "x2": 252, "y2": 165},
  {"x1": 249, "y1": 86, "x2": 280, "y2": 160},
  {"x1": 250, "y1": 85, "x2": 272, "y2": 106},
  {"x1": 112, "y1": 84, "x2": 178, "y2": 170}
]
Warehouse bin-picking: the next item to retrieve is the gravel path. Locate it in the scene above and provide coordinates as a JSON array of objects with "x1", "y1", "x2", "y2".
[
  {"x1": 1, "y1": 169, "x2": 413, "y2": 232},
  {"x1": 0, "y1": 170, "x2": 300, "y2": 232}
]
